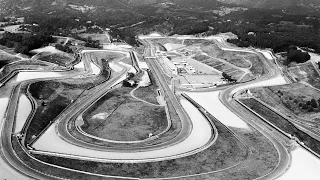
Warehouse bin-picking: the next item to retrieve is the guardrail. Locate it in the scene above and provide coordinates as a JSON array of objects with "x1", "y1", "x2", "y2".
[
  {"x1": 181, "y1": 93, "x2": 250, "y2": 152},
  {"x1": 236, "y1": 98, "x2": 320, "y2": 159}
]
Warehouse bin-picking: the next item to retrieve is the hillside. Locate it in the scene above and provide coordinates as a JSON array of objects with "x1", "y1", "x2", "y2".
[
  {"x1": 1, "y1": 0, "x2": 320, "y2": 17},
  {"x1": 217, "y1": 0, "x2": 320, "y2": 14}
]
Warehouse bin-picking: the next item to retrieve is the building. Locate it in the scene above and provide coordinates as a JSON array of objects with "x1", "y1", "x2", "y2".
[{"x1": 163, "y1": 57, "x2": 178, "y2": 75}]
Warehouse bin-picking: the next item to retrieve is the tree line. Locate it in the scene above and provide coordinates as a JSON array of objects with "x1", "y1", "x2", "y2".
[{"x1": 0, "y1": 32, "x2": 54, "y2": 54}]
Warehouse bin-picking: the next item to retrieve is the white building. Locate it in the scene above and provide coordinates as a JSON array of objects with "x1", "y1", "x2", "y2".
[{"x1": 163, "y1": 57, "x2": 178, "y2": 75}]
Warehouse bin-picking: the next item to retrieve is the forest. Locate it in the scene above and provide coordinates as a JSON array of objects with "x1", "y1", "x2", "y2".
[{"x1": 0, "y1": 32, "x2": 54, "y2": 54}]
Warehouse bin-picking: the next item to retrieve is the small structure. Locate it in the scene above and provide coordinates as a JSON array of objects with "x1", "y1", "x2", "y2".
[
  {"x1": 163, "y1": 57, "x2": 178, "y2": 75},
  {"x1": 180, "y1": 60, "x2": 188, "y2": 66}
]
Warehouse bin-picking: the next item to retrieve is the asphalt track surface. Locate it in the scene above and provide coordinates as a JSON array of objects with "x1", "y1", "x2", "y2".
[
  {"x1": 143, "y1": 36, "x2": 291, "y2": 180},
  {"x1": 30, "y1": 48, "x2": 217, "y2": 163},
  {"x1": 0, "y1": 36, "x2": 299, "y2": 180}
]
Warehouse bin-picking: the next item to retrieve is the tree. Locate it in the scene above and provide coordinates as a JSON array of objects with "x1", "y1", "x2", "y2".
[
  {"x1": 14, "y1": 43, "x2": 23, "y2": 53},
  {"x1": 306, "y1": 101, "x2": 311, "y2": 106},
  {"x1": 302, "y1": 104, "x2": 308, "y2": 110},
  {"x1": 287, "y1": 46, "x2": 311, "y2": 64},
  {"x1": 311, "y1": 99, "x2": 318, "y2": 108},
  {"x1": 222, "y1": 72, "x2": 236, "y2": 82},
  {"x1": 6, "y1": 41, "x2": 15, "y2": 48}
]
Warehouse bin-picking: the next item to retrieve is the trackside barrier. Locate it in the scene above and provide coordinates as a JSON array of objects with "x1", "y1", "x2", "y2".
[
  {"x1": 181, "y1": 93, "x2": 251, "y2": 155},
  {"x1": 130, "y1": 51, "x2": 141, "y2": 73},
  {"x1": 249, "y1": 97, "x2": 320, "y2": 159},
  {"x1": 0, "y1": 60, "x2": 73, "y2": 86},
  {"x1": 236, "y1": 98, "x2": 320, "y2": 159}
]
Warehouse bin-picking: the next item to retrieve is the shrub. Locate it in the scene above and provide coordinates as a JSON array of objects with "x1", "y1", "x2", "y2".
[
  {"x1": 311, "y1": 99, "x2": 318, "y2": 108},
  {"x1": 302, "y1": 104, "x2": 309, "y2": 110}
]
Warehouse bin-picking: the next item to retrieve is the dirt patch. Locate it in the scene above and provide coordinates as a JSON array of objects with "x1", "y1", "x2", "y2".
[{"x1": 290, "y1": 62, "x2": 320, "y2": 89}]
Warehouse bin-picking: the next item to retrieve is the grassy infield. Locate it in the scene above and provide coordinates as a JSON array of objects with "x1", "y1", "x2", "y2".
[
  {"x1": 67, "y1": 70, "x2": 183, "y2": 148},
  {"x1": 80, "y1": 69, "x2": 167, "y2": 141},
  {"x1": 81, "y1": 86, "x2": 167, "y2": 141}
]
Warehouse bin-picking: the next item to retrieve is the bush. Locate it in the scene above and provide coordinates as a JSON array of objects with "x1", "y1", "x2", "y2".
[
  {"x1": 0, "y1": 32, "x2": 54, "y2": 55},
  {"x1": 306, "y1": 101, "x2": 311, "y2": 106},
  {"x1": 55, "y1": 44, "x2": 73, "y2": 53},
  {"x1": 311, "y1": 99, "x2": 318, "y2": 108},
  {"x1": 222, "y1": 72, "x2": 236, "y2": 82},
  {"x1": 294, "y1": 99, "x2": 298, "y2": 104},
  {"x1": 6, "y1": 41, "x2": 15, "y2": 48},
  {"x1": 285, "y1": 46, "x2": 311, "y2": 64},
  {"x1": 302, "y1": 104, "x2": 309, "y2": 110}
]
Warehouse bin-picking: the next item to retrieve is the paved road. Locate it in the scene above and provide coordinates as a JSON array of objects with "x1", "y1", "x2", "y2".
[
  {"x1": 0, "y1": 52, "x2": 102, "y2": 180},
  {"x1": 31, "y1": 47, "x2": 216, "y2": 163},
  {"x1": 0, "y1": 35, "x2": 294, "y2": 179},
  {"x1": 213, "y1": 37, "x2": 292, "y2": 179},
  {"x1": 142, "y1": 35, "x2": 291, "y2": 180}
]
